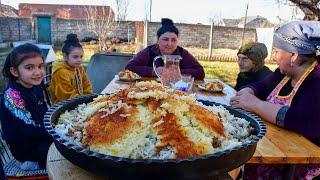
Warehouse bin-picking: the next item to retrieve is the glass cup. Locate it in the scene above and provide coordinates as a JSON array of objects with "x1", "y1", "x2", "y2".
[{"x1": 170, "y1": 74, "x2": 194, "y2": 92}]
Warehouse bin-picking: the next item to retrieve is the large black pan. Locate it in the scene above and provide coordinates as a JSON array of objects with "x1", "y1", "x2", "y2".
[{"x1": 44, "y1": 94, "x2": 265, "y2": 179}]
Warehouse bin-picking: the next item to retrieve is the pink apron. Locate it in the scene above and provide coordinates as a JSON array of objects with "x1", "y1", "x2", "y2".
[
  {"x1": 262, "y1": 61, "x2": 320, "y2": 179},
  {"x1": 266, "y1": 61, "x2": 318, "y2": 106}
]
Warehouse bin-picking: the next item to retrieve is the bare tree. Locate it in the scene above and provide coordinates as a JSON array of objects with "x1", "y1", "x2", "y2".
[
  {"x1": 277, "y1": 0, "x2": 320, "y2": 20},
  {"x1": 114, "y1": 0, "x2": 130, "y2": 21},
  {"x1": 83, "y1": 5, "x2": 118, "y2": 52}
]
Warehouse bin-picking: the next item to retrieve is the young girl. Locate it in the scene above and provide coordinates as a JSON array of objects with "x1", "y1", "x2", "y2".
[
  {"x1": 0, "y1": 43, "x2": 52, "y2": 169},
  {"x1": 48, "y1": 34, "x2": 93, "y2": 104}
]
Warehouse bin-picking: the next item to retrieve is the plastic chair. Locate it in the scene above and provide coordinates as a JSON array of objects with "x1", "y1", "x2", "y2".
[
  {"x1": 0, "y1": 93, "x2": 48, "y2": 180},
  {"x1": 86, "y1": 53, "x2": 133, "y2": 93}
]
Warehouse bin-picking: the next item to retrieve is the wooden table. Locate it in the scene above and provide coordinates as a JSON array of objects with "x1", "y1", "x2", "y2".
[{"x1": 47, "y1": 76, "x2": 320, "y2": 179}]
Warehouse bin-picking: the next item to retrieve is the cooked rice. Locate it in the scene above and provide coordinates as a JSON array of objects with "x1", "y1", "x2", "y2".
[{"x1": 55, "y1": 81, "x2": 254, "y2": 159}]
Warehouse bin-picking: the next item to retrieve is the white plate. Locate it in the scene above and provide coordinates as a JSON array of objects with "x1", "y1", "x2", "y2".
[
  {"x1": 197, "y1": 82, "x2": 224, "y2": 92},
  {"x1": 117, "y1": 74, "x2": 141, "y2": 82}
]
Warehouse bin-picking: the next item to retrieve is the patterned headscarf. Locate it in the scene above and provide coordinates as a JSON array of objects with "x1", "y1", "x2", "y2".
[{"x1": 273, "y1": 21, "x2": 320, "y2": 56}]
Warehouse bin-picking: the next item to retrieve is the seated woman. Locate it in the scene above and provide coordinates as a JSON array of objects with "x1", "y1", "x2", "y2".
[
  {"x1": 235, "y1": 42, "x2": 272, "y2": 91},
  {"x1": 230, "y1": 21, "x2": 320, "y2": 179},
  {"x1": 125, "y1": 18, "x2": 205, "y2": 80}
]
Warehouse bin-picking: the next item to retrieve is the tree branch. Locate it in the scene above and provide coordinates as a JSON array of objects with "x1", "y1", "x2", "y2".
[{"x1": 289, "y1": 0, "x2": 320, "y2": 19}]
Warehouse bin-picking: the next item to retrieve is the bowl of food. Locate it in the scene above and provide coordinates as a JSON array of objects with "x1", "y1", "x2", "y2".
[
  {"x1": 118, "y1": 70, "x2": 141, "y2": 82},
  {"x1": 44, "y1": 81, "x2": 265, "y2": 179},
  {"x1": 198, "y1": 80, "x2": 225, "y2": 92}
]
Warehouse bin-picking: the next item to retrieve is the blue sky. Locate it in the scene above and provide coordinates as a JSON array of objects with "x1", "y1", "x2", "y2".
[{"x1": 2, "y1": 0, "x2": 303, "y2": 24}]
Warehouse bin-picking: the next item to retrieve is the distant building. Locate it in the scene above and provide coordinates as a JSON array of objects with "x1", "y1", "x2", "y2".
[
  {"x1": 0, "y1": 4, "x2": 18, "y2": 17},
  {"x1": 18, "y1": 3, "x2": 114, "y2": 20},
  {"x1": 217, "y1": 16, "x2": 275, "y2": 29}
]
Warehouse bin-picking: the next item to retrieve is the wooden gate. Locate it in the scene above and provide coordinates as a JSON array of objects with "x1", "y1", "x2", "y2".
[{"x1": 37, "y1": 16, "x2": 51, "y2": 44}]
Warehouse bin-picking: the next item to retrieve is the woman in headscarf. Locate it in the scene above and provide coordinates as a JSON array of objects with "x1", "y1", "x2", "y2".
[
  {"x1": 125, "y1": 18, "x2": 205, "y2": 80},
  {"x1": 235, "y1": 42, "x2": 272, "y2": 91},
  {"x1": 230, "y1": 21, "x2": 320, "y2": 179}
]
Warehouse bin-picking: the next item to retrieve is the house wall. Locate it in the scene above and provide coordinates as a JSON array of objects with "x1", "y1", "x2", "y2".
[{"x1": 19, "y1": 4, "x2": 114, "y2": 20}]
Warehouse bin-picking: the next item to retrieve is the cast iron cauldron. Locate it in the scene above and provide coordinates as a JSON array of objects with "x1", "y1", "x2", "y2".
[{"x1": 44, "y1": 94, "x2": 265, "y2": 179}]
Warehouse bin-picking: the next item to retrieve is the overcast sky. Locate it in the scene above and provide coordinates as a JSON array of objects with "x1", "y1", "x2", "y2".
[{"x1": 2, "y1": 0, "x2": 303, "y2": 24}]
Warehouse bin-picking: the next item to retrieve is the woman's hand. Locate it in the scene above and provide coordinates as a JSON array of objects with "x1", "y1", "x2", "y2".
[
  {"x1": 230, "y1": 91, "x2": 261, "y2": 113},
  {"x1": 230, "y1": 88, "x2": 282, "y2": 124},
  {"x1": 236, "y1": 87, "x2": 254, "y2": 96}
]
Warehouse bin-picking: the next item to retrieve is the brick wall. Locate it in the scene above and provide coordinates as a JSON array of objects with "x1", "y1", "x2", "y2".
[
  {"x1": 0, "y1": 17, "x2": 32, "y2": 42},
  {"x1": 147, "y1": 22, "x2": 256, "y2": 49}
]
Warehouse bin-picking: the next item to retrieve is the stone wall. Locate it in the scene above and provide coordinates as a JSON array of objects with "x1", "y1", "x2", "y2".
[
  {"x1": 0, "y1": 17, "x2": 32, "y2": 42},
  {"x1": 0, "y1": 17, "x2": 256, "y2": 49},
  {"x1": 52, "y1": 19, "x2": 136, "y2": 44},
  {"x1": 147, "y1": 22, "x2": 256, "y2": 49}
]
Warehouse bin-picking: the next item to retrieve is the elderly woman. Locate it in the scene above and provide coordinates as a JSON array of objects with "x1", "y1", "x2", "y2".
[
  {"x1": 235, "y1": 42, "x2": 272, "y2": 91},
  {"x1": 230, "y1": 21, "x2": 320, "y2": 179},
  {"x1": 125, "y1": 18, "x2": 205, "y2": 80}
]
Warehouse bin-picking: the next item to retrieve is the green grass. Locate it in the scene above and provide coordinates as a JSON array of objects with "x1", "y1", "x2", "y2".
[{"x1": 54, "y1": 46, "x2": 97, "y2": 62}]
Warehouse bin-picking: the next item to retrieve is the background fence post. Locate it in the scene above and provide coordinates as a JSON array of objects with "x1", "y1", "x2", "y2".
[{"x1": 208, "y1": 22, "x2": 214, "y2": 57}]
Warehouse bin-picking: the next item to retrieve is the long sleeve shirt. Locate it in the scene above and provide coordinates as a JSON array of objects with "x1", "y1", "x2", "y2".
[
  {"x1": 125, "y1": 45, "x2": 205, "y2": 80},
  {"x1": 0, "y1": 81, "x2": 53, "y2": 163},
  {"x1": 48, "y1": 61, "x2": 93, "y2": 104},
  {"x1": 248, "y1": 66, "x2": 320, "y2": 146}
]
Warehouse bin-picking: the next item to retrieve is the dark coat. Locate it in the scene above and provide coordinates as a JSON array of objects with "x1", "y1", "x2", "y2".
[
  {"x1": 125, "y1": 45, "x2": 205, "y2": 80},
  {"x1": 235, "y1": 66, "x2": 272, "y2": 91},
  {"x1": 0, "y1": 81, "x2": 52, "y2": 167}
]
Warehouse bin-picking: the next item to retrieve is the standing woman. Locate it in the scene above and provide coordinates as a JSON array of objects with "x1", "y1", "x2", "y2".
[
  {"x1": 125, "y1": 18, "x2": 205, "y2": 80},
  {"x1": 230, "y1": 21, "x2": 320, "y2": 179},
  {"x1": 49, "y1": 34, "x2": 93, "y2": 104}
]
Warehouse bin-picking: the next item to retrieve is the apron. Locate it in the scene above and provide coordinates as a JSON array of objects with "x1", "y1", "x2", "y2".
[
  {"x1": 261, "y1": 61, "x2": 320, "y2": 180},
  {"x1": 266, "y1": 61, "x2": 318, "y2": 106}
]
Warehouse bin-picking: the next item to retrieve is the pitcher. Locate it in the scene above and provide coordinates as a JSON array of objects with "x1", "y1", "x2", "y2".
[{"x1": 153, "y1": 55, "x2": 182, "y2": 86}]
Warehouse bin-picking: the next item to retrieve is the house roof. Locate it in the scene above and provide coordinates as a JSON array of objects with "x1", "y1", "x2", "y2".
[
  {"x1": 0, "y1": 4, "x2": 18, "y2": 17},
  {"x1": 245, "y1": 17, "x2": 275, "y2": 28},
  {"x1": 219, "y1": 15, "x2": 274, "y2": 28},
  {"x1": 18, "y1": 3, "x2": 114, "y2": 20},
  {"x1": 220, "y1": 19, "x2": 242, "y2": 27}
]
